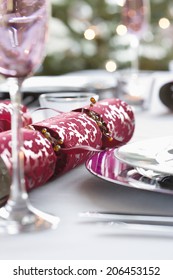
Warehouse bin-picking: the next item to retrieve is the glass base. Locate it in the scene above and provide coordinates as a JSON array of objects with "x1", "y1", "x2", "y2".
[{"x1": 0, "y1": 202, "x2": 60, "y2": 234}]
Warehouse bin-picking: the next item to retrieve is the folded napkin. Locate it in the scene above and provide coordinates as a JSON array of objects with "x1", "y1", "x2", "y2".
[
  {"x1": 0, "y1": 100, "x2": 32, "y2": 132},
  {"x1": 0, "y1": 98, "x2": 135, "y2": 191}
]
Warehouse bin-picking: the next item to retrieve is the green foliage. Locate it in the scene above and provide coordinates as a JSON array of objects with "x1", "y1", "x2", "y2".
[{"x1": 41, "y1": 0, "x2": 173, "y2": 75}]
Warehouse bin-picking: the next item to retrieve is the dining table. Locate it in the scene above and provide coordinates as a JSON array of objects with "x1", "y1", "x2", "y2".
[{"x1": 1, "y1": 70, "x2": 173, "y2": 261}]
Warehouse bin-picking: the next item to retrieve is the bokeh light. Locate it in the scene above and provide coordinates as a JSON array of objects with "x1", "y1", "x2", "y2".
[
  {"x1": 116, "y1": 24, "x2": 127, "y2": 36},
  {"x1": 105, "y1": 60, "x2": 117, "y2": 72},
  {"x1": 158, "y1": 17, "x2": 170, "y2": 29},
  {"x1": 84, "y1": 27, "x2": 96, "y2": 40}
]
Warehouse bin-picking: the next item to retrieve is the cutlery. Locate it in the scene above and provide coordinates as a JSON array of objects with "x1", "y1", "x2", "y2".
[{"x1": 79, "y1": 211, "x2": 173, "y2": 228}]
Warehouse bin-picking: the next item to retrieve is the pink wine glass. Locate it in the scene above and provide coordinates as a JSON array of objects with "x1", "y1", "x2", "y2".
[
  {"x1": 0, "y1": 0, "x2": 59, "y2": 234},
  {"x1": 122, "y1": 0, "x2": 150, "y2": 71}
]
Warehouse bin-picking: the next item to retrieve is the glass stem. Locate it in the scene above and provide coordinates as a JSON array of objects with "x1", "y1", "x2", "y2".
[
  {"x1": 130, "y1": 35, "x2": 140, "y2": 74},
  {"x1": 8, "y1": 77, "x2": 28, "y2": 207}
]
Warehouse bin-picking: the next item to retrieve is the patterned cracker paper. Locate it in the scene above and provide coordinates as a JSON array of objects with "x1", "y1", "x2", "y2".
[
  {"x1": 33, "y1": 111, "x2": 103, "y2": 176},
  {"x1": 33, "y1": 98, "x2": 135, "y2": 178},
  {"x1": 0, "y1": 128, "x2": 56, "y2": 191},
  {"x1": 0, "y1": 100, "x2": 32, "y2": 132},
  {"x1": 79, "y1": 98, "x2": 135, "y2": 148},
  {"x1": 0, "y1": 98, "x2": 135, "y2": 191}
]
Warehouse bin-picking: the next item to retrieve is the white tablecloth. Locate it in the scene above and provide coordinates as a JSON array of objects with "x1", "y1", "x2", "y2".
[{"x1": 1, "y1": 71, "x2": 173, "y2": 260}]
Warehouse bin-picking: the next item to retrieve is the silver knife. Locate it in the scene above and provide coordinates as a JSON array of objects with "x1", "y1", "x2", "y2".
[{"x1": 79, "y1": 211, "x2": 173, "y2": 227}]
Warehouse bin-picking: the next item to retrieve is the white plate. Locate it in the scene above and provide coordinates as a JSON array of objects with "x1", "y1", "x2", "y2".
[
  {"x1": 115, "y1": 136, "x2": 173, "y2": 176},
  {"x1": 0, "y1": 70, "x2": 116, "y2": 94}
]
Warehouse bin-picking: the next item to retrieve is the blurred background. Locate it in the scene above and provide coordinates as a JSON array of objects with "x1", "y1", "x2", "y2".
[{"x1": 39, "y1": 0, "x2": 173, "y2": 76}]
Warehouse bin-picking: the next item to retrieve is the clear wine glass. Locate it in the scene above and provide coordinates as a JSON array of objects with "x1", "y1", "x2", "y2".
[
  {"x1": 122, "y1": 0, "x2": 150, "y2": 71},
  {"x1": 0, "y1": 0, "x2": 59, "y2": 234}
]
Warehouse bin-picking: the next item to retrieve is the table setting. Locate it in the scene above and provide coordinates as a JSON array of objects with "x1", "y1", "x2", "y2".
[
  {"x1": 0, "y1": 70, "x2": 173, "y2": 259},
  {"x1": 1, "y1": 0, "x2": 173, "y2": 261}
]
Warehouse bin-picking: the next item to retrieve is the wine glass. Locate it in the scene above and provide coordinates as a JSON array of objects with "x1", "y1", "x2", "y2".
[
  {"x1": 121, "y1": 0, "x2": 150, "y2": 72},
  {"x1": 0, "y1": 0, "x2": 59, "y2": 234}
]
